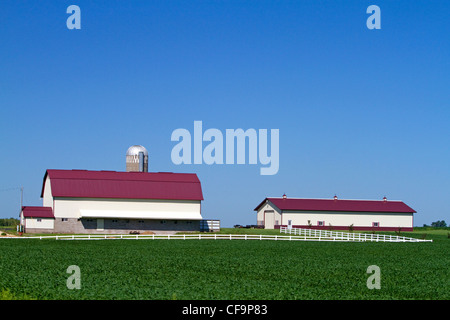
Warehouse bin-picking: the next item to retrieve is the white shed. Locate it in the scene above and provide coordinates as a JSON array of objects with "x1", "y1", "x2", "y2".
[{"x1": 254, "y1": 195, "x2": 416, "y2": 231}]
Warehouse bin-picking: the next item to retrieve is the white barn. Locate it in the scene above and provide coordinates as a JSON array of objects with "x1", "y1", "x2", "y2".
[
  {"x1": 20, "y1": 169, "x2": 204, "y2": 234},
  {"x1": 254, "y1": 195, "x2": 416, "y2": 231}
]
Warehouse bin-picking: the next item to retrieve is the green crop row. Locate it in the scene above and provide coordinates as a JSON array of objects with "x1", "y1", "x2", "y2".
[{"x1": 0, "y1": 236, "x2": 448, "y2": 300}]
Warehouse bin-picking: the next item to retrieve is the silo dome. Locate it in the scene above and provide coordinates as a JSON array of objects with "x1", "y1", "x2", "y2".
[
  {"x1": 126, "y1": 145, "x2": 149, "y2": 172},
  {"x1": 126, "y1": 145, "x2": 148, "y2": 157}
]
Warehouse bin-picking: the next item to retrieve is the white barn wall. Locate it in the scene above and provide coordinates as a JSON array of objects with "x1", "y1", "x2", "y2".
[
  {"x1": 24, "y1": 217, "x2": 54, "y2": 230},
  {"x1": 256, "y1": 201, "x2": 282, "y2": 227},
  {"x1": 42, "y1": 177, "x2": 53, "y2": 208},
  {"x1": 53, "y1": 198, "x2": 202, "y2": 220},
  {"x1": 281, "y1": 211, "x2": 413, "y2": 229}
]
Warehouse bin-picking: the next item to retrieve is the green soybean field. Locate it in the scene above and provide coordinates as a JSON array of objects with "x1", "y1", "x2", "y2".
[{"x1": 0, "y1": 230, "x2": 448, "y2": 300}]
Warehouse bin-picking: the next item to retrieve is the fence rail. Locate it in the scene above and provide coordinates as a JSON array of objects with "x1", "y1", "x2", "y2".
[
  {"x1": 1, "y1": 233, "x2": 349, "y2": 241},
  {"x1": 279, "y1": 227, "x2": 432, "y2": 242},
  {"x1": 0, "y1": 229, "x2": 432, "y2": 242}
]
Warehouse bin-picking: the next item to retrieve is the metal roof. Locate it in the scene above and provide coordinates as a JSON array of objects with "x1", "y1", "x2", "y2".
[
  {"x1": 41, "y1": 169, "x2": 203, "y2": 201},
  {"x1": 22, "y1": 206, "x2": 54, "y2": 218},
  {"x1": 254, "y1": 197, "x2": 416, "y2": 213}
]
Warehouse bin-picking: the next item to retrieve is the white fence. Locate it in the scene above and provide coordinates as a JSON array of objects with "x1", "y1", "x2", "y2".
[
  {"x1": 280, "y1": 227, "x2": 432, "y2": 243},
  {"x1": 1, "y1": 233, "x2": 342, "y2": 241},
  {"x1": 0, "y1": 230, "x2": 432, "y2": 242}
]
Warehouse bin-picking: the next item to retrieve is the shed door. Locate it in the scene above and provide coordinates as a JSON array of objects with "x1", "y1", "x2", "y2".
[
  {"x1": 264, "y1": 210, "x2": 275, "y2": 229},
  {"x1": 96, "y1": 219, "x2": 104, "y2": 231}
]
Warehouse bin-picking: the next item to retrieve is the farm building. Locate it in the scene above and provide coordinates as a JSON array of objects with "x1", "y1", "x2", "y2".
[
  {"x1": 254, "y1": 195, "x2": 416, "y2": 231},
  {"x1": 20, "y1": 145, "x2": 206, "y2": 234}
]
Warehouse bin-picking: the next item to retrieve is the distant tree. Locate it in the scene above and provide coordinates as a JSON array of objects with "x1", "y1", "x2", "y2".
[
  {"x1": 431, "y1": 220, "x2": 447, "y2": 228},
  {"x1": 0, "y1": 218, "x2": 19, "y2": 227}
]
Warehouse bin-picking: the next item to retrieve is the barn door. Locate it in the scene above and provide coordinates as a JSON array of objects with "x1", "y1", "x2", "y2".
[
  {"x1": 96, "y1": 218, "x2": 104, "y2": 231},
  {"x1": 264, "y1": 210, "x2": 275, "y2": 229}
]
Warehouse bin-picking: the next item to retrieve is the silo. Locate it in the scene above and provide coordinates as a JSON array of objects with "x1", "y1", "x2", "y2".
[{"x1": 126, "y1": 145, "x2": 149, "y2": 172}]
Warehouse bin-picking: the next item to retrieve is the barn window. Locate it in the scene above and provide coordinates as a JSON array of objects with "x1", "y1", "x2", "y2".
[
  {"x1": 317, "y1": 221, "x2": 325, "y2": 226},
  {"x1": 373, "y1": 222, "x2": 380, "y2": 227},
  {"x1": 37, "y1": 218, "x2": 42, "y2": 222}
]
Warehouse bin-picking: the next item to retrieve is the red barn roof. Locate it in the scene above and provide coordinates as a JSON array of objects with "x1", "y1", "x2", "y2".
[
  {"x1": 254, "y1": 197, "x2": 416, "y2": 213},
  {"x1": 40, "y1": 169, "x2": 203, "y2": 201},
  {"x1": 22, "y1": 206, "x2": 54, "y2": 218}
]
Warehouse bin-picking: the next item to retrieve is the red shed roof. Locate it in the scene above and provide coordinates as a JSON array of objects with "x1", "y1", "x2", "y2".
[
  {"x1": 254, "y1": 197, "x2": 416, "y2": 213},
  {"x1": 40, "y1": 169, "x2": 203, "y2": 201},
  {"x1": 22, "y1": 206, "x2": 54, "y2": 218}
]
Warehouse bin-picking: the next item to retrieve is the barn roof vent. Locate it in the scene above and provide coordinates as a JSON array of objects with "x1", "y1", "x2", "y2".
[
  {"x1": 334, "y1": 194, "x2": 338, "y2": 200},
  {"x1": 383, "y1": 196, "x2": 387, "y2": 202},
  {"x1": 282, "y1": 194, "x2": 287, "y2": 199}
]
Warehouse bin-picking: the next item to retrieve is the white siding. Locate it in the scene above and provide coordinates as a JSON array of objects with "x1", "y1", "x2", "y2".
[
  {"x1": 281, "y1": 210, "x2": 413, "y2": 229},
  {"x1": 53, "y1": 197, "x2": 202, "y2": 220},
  {"x1": 24, "y1": 217, "x2": 54, "y2": 229},
  {"x1": 256, "y1": 200, "x2": 282, "y2": 228},
  {"x1": 42, "y1": 176, "x2": 53, "y2": 208}
]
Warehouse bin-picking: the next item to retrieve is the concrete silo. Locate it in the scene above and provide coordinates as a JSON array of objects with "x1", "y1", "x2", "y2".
[{"x1": 126, "y1": 145, "x2": 148, "y2": 172}]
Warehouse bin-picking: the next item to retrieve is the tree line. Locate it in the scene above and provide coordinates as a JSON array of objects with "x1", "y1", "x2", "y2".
[
  {"x1": 423, "y1": 220, "x2": 447, "y2": 228},
  {"x1": 0, "y1": 218, "x2": 19, "y2": 227}
]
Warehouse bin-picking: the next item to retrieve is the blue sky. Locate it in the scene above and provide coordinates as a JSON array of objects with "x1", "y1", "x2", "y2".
[{"x1": 1, "y1": 0, "x2": 449, "y2": 227}]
